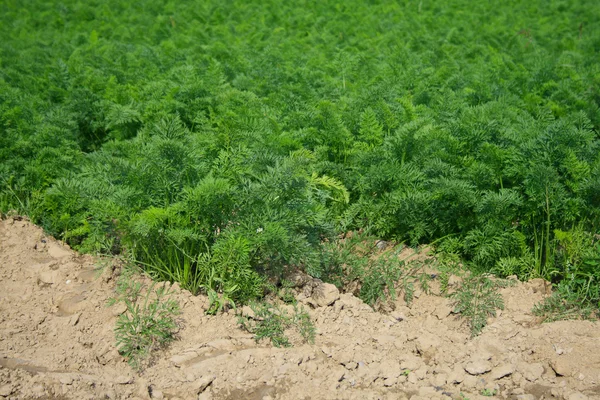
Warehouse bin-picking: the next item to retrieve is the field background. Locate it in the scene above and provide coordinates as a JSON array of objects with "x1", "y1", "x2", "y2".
[{"x1": 1, "y1": 0, "x2": 599, "y2": 315}]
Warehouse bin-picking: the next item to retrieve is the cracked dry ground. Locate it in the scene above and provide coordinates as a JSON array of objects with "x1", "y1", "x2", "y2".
[{"x1": 1, "y1": 217, "x2": 599, "y2": 400}]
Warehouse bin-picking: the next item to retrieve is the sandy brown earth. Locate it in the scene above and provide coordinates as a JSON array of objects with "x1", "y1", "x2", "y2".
[{"x1": 1, "y1": 217, "x2": 600, "y2": 400}]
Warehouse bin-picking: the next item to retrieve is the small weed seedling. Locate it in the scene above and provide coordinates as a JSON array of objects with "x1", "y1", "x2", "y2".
[
  {"x1": 279, "y1": 287, "x2": 297, "y2": 304},
  {"x1": 205, "y1": 287, "x2": 236, "y2": 315},
  {"x1": 238, "y1": 302, "x2": 315, "y2": 347},
  {"x1": 451, "y1": 275, "x2": 504, "y2": 336},
  {"x1": 110, "y1": 268, "x2": 180, "y2": 370}
]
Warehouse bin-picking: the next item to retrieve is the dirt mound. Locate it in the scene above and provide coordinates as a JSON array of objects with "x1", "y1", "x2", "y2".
[{"x1": 1, "y1": 217, "x2": 599, "y2": 400}]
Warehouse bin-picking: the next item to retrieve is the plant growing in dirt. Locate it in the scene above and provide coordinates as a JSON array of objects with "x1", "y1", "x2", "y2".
[
  {"x1": 533, "y1": 229, "x2": 600, "y2": 321},
  {"x1": 238, "y1": 302, "x2": 315, "y2": 347},
  {"x1": 276, "y1": 280, "x2": 298, "y2": 305},
  {"x1": 321, "y1": 232, "x2": 433, "y2": 308},
  {"x1": 481, "y1": 388, "x2": 497, "y2": 396},
  {"x1": 358, "y1": 251, "x2": 406, "y2": 306},
  {"x1": 451, "y1": 275, "x2": 504, "y2": 336},
  {"x1": 205, "y1": 287, "x2": 237, "y2": 315},
  {"x1": 110, "y1": 269, "x2": 180, "y2": 370},
  {"x1": 533, "y1": 241, "x2": 600, "y2": 321},
  {"x1": 532, "y1": 289, "x2": 598, "y2": 322}
]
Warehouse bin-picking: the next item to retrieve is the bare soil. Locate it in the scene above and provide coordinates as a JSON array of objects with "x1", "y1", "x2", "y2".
[{"x1": 1, "y1": 217, "x2": 599, "y2": 400}]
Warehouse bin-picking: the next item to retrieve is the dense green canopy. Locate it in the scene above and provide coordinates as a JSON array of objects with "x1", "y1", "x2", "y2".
[{"x1": 1, "y1": 0, "x2": 599, "y2": 311}]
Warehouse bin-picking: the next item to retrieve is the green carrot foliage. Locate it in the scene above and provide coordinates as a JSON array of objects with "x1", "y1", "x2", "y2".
[{"x1": 1, "y1": 0, "x2": 599, "y2": 315}]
